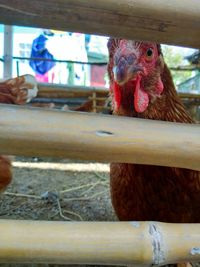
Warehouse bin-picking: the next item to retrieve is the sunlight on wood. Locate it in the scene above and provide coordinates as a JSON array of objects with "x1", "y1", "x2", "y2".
[
  {"x1": 0, "y1": 220, "x2": 200, "y2": 265},
  {"x1": 12, "y1": 161, "x2": 109, "y2": 172},
  {"x1": 0, "y1": 105, "x2": 199, "y2": 171}
]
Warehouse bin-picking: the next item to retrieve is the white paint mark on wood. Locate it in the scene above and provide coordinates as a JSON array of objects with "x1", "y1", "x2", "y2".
[
  {"x1": 149, "y1": 223, "x2": 165, "y2": 265},
  {"x1": 96, "y1": 130, "x2": 114, "y2": 137}
]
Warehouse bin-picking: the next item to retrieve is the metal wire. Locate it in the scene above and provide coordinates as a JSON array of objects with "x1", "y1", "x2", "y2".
[{"x1": 12, "y1": 56, "x2": 107, "y2": 66}]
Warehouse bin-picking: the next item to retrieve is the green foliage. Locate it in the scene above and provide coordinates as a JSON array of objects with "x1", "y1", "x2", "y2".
[{"x1": 161, "y1": 45, "x2": 193, "y2": 86}]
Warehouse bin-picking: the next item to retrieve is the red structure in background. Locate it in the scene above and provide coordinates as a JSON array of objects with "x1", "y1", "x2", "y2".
[{"x1": 90, "y1": 65, "x2": 107, "y2": 87}]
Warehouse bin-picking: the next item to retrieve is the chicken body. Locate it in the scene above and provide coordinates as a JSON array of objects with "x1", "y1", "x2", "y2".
[
  {"x1": 0, "y1": 74, "x2": 38, "y2": 191},
  {"x1": 108, "y1": 39, "x2": 200, "y2": 223},
  {"x1": 0, "y1": 156, "x2": 12, "y2": 193},
  {"x1": 0, "y1": 74, "x2": 38, "y2": 105}
]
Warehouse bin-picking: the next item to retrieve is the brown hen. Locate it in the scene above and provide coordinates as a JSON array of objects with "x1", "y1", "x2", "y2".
[
  {"x1": 108, "y1": 38, "x2": 200, "y2": 224},
  {"x1": 0, "y1": 74, "x2": 38, "y2": 192}
]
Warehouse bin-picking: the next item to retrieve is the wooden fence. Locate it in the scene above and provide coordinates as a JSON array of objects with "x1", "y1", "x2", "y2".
[
  {"x1": 0, "y1": 0, "x2": 199, "y2": 47},
  {"x1": 0, "y1": 0, "x2": 199, "y2": 265},
  {"x1": 1, "y1": 220, "x2": 200, "y2": 265},
  {"x1": 0, "y1": 104, "x2": 199, "y2": 171}
]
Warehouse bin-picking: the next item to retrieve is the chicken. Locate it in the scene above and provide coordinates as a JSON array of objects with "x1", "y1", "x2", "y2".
[
  {"x1": 0, "y1": 74, "x2": 38, "y2": 104},
  {"x1": 73, "y1": 100, "x2": 94, "y2": 112},
  {"x1": 0, "y1": 156, "x2": 12, "y2": 193},
  {"x1": 0, "y1": 74, "x2": 38, "y2": 192},
  {"x1": 108, "y1": 38, "x2": 200, "y2": 224},
  {"x1": 64, "y1": 98, "x2": 111, "y2": 114}
]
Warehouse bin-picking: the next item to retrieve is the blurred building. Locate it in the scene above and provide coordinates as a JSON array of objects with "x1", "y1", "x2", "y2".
[
  {"x1": 0, "y1": 25, "x2": 109, "y2": 87},
  {"x1": 177, "y1": 73, "x2": 200, "y2": 93},
  {"x1": 177, "y1": 50, "x2": 200, "y2": 93}
]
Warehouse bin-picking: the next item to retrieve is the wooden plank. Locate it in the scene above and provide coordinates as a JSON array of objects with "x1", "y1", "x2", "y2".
[
  {"x1": 0, "y1": 220, "x2": 200, "y2": 265},
  {"x1": 37, "y1": 83, "x2": 108, "y2": 99},
  {"x1": 0, "y1": 104, "x2": 199, "y2": 170},
  {"x1": 0, "y1": 1, "x2": 199, "y2": 47},
  {"x1": 30, "y1": 97, "x2": 87, "y2": 105},
  {"x1": 179, "y1": 93, "x2": 200, "y2": 99},
  {"x1": 3, "y1": 25, "x2": 13, "y2": 79},
  {"x1": 88, "y1": 96, "x2": 107, "y2": 101},
  {"x1": 38, "y1": 84, "x2": 200, "y2": 100}
]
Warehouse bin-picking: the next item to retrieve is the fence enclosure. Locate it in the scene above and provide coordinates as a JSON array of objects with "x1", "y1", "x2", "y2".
[{"x1": 0, "y1": 0, "x2": 199, "y2": 265}]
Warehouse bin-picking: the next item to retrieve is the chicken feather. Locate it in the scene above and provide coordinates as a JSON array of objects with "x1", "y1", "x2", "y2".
[{"x1": 108, "y1": 38, "x2": 200, "y2": 223}]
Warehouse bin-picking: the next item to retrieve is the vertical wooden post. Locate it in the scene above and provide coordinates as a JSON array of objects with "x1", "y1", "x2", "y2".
[
  {"x1": 3, "y1": 25, "x2": 13, "y2": 79},
  {"x1": 92, "y1": 91, "x2": 97, "y2": 113}
]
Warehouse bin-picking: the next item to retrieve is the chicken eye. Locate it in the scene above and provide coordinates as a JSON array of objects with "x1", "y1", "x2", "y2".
[{"x1": 146, "y1": 48, "x2": 154, "y2": 59}]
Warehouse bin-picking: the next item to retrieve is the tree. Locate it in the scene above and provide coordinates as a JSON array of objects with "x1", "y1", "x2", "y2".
[{"x1": 161, "y1": 45, "x2": 194, "y2": 86}]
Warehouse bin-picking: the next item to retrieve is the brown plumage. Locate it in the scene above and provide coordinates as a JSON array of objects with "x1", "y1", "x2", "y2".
[
  {"x1": 108, "y1": 38, "x2": 200, "y2": 223},
  {"x1": 0, "y1": 74, "x2": 38, "y2": 105},
  {"x1": 0, "y1": 156, "x2": 12, "y2": 193},
  {"x1": 68, "y1": 99, "x2": 111, "y2": 114},
  {"x1": 0, "y1": 75, "x2": 38, "y2": 192},
  {"x1": 74, "y1": 100, "x2": 94, "y2": 112}
]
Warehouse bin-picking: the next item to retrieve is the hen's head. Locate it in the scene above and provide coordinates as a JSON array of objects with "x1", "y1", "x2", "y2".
[{"x1": 108, "y1": 39, "x2": 164, "y2": 113}]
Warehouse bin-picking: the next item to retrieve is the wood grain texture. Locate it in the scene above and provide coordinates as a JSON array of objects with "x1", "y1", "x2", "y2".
[
  {"x1": 0, "y1": 104, "x2": 199, "y2": 170},
  {"x1": 37, "y1": 84, "x2": 200, "y2": 100},
  {"x1": 0, "y1": 220, "x2": 199, "y2": 265},
  {"x1": 0, "y1": 0, "x2": 199, "y2": 47},
  {"x1": 179, "y1": 93, "x2": 200, "y2": 99},
  {"x1": 37, "y1": 83, "x2": 108, "y2": 98}
]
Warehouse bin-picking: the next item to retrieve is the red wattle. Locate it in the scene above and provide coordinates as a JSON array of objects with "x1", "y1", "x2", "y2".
[
  {"x1": 113, "y1": 81, "x2": 121, "y2": 110},
  {"x1": 134, "y1": 76, "x2": 149, "y2": 113}
]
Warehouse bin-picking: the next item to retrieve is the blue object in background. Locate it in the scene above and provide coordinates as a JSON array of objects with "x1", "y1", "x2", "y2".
[{"x1": 29, "y1": 34, "x2": 55, "y2": 75}]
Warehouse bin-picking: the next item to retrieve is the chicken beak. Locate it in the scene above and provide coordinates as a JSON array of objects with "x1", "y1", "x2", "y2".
[{"x1": 113, "y1": 55, "x2": 143, "y2": 85}]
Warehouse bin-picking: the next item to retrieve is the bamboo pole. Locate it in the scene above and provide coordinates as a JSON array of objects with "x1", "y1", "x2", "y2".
[
  {"x1": 0, "y1": 220, "x2": 199, "y2": 265},
  {"x1": 92, "y1": 91, "x2": 97, "y2": 113},
  {"x1": 179, "y1": 93, "x2": 200, "y2": 99},
  {"x1": 37, "y1": 83, "x2": 108, "y2": 99},
  {"x1": 38, "y1": 84, "x2": 200, "y2": 100},
  {"x1": 89, "y1": 96, "x2": 107, "y2": 101},
  {"x1": 37, "y1": 84, "x2": 200, "y2": 100},
  {"x1": 30, "y1": 97, "x2": 86, "y2": 105},
  {"x1": 0, "y1": 1, "x2": 199, "y2": 47},
  {"x1": 0, "y1": 104, "x2": 199, "y2": 170}
]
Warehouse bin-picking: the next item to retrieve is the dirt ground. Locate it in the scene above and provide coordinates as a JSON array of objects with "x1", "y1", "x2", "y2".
[
  {"x1": 0, "y1": 156, "x2": 118, "y2": 267},
  {"x1": 0, "y1": 157, "x2": 199, "y2": 267}
]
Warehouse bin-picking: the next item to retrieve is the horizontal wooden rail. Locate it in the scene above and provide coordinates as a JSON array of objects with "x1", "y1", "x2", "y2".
[
  {"x1": 30, "y1": 97, "x2": 86, "y2": 105},
  {"x1": 0, "y1": 104, "x2": 199, "y2": 170},
  {"x1": 38, "y1": 83, "x2": 200, "y2": 100},
  {"x1": 0, "y1": 0, "x2": 199, "y2": 47},
  {"x1": 37, "y1": 83, "x2": 108, "y2": 99},
  {"x1": 179, "y1": 93, "x2": 200, "y2": 99},
  {"x1": 88, "y1": 96, "x2": 107, "y2": 101},
  {"x1": 0, "y1": 220, "x2": 200, "y2": 265}
]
